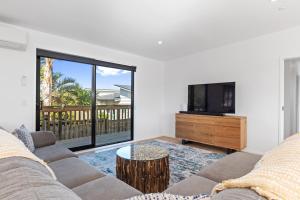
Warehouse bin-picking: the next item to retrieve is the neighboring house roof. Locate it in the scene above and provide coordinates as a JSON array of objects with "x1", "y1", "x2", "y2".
[
  {"x1": 114, "y1": 85, "x2": 131, "y2": 91},
  {"x1": 96, "y1": 89, "x2": 120, "y2": 101},
  {"x1": 118, "y1": 95, "x2": 131, "y2": 105},
  {"x1": 96, "y1": 86, "x2": 131, "y2": 104}
]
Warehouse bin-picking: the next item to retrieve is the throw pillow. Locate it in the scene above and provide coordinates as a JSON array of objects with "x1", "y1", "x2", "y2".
[
  {"x1": 14, "y1": 125, "x2": 35, "y2": 152},
  {"x1": 127, "y1": 193, "x2": 210, "y2": 200}
]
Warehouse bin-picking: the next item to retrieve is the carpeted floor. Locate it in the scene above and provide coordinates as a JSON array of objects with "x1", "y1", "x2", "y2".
[{"x1": 79, "y1": 139, "x2": 225, "y2": 187}]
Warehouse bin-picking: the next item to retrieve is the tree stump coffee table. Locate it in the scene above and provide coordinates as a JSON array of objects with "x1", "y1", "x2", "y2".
[{"x1": 116, "y1": 144, "x2": 169, "y2": 193}]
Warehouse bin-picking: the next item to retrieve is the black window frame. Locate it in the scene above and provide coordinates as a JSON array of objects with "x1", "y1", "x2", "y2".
[{"x1": 36, "y1": 49, "x2": 136, "y2": 151}]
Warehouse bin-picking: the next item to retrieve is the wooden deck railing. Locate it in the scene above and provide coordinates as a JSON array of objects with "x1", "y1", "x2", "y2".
[{"x1": 40, "y1": 105, "x2": 131, "y2": 140}]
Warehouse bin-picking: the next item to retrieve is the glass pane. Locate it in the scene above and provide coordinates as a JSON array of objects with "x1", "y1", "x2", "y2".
[
  {"x1": 39, "y1": 57, "x2": 93, "y2": 148},
  {"x1": 95, "y1": 66, "x2": 132, "y2": 146}
]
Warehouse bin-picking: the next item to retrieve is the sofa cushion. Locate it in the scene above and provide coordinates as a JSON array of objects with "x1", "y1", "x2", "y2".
[
  {"x1": 164, "y1": 175, "x2": 218, "y2": 196},
  {"x1": 14, "y1": 125, "x2": 35, "y2": 152},
  {"x1": 211, "y1": 188, "x2": 266, "y2": 200},
  {"x1": 0, "y1": 157, "x2": 81, "y2": 200},
  {"x1": 73, "y1": 176, "x2": 142, "y2": 200},
  {"x1": 31, "y1": 131, "x2": 56, "y2": 148},
  {"x1": 0, "y1": 157, "x2": 52, "y2": 177},
  {"x1": 34, "y1": 143, "x2": 78, "y2": 163},
  {"x1": 197, "y1": 152, "x2": 261, "y2": 183},
  {"x1": 49, "y1": 157, "x2": 105, "y2": 188}
]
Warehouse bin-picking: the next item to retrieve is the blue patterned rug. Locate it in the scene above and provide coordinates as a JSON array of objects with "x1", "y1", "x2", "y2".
[{"x1": 79, "y1": 139, "x2": 225, "y2": 187}]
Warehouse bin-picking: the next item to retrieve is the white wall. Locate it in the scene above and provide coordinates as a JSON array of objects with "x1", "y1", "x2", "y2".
[
  {"x1": 0, "y1": 22, "x2": 165, "y2": 141},
  {"x1": 163, "y1": 26, "x2": 300, "y2": 154}
]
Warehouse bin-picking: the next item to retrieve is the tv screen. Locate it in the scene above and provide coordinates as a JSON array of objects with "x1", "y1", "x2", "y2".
[{"x1": 188, "y1": 82, "x2": 235, "y2": 114}]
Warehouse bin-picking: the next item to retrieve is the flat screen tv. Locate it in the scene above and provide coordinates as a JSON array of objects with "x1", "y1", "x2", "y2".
[{"x1": 187, "y1": 82, "x2": 235, "y2": 115}]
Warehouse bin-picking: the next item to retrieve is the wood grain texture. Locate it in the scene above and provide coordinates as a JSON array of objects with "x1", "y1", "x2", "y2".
[
  {"x1": 176, "y1": 113, "x2": 247, "y2": 150},
  {"x1": 116, "y1": 155, "x2": 169, "y2": 193}
]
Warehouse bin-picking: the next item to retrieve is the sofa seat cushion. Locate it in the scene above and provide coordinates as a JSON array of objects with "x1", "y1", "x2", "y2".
[
  {"x1": 34, "y1": 144, "x2": 78, "y2": 163},
  {"x1": 197, "y1": 152, "x2": 261, "y2": 183},
  {"x1": 0, "y1": 157, "x2": 81, "y2": 200},
  {"x1": 49, "y1": 157, "x2": 105, "y2": 188},
  {"x1": 72, "y1": 176, "x2": 142, "y2": 200},
  {"x1": 211, "y1": 189, "x2": 266, "y2": 200},
  {"x1": 164, "y1": 175, "x2": 218, "y2": 196}
]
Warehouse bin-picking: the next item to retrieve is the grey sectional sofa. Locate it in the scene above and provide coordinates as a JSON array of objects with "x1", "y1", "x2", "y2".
[
  {"x1": 3, "y1": 130, "x2": 142, "y2": 200},
  {"x1": 2, "y1": 130, "x2": 265, "y2": 199},
  {"x1": 166, "y1": 152, "x2": 266, "y2": 200}
]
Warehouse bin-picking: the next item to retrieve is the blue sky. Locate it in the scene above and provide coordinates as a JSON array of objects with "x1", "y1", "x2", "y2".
[{"x1": 52, "y1": 59, "x2": 131, "y2": 89}]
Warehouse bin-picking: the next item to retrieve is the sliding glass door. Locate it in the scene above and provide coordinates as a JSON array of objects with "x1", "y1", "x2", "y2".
[
  {"x1": 36, "y1": 49, "x2": 135, "y2": 150},
  {"x1": 38, "y1": 57, "x2": 93, "y2": 148},
  {"x1": 95, "y1": 66, "x2": 133, "y2": 146}
]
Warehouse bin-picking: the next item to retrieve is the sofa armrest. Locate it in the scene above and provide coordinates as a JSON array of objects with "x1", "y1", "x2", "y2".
[
  {"x1": 197, "y1": 152, "x2": 262, "y2": 183},
  {"x1": 31, "y1": 131, "x2": 56, "y2": 148}
]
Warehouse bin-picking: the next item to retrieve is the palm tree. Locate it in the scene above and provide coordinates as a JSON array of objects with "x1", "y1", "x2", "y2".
[
  {"x1": 51, "y1": 72, "x2": 78, "y2": 106},
  {"x1": 51, "y1": 72, "x2": 91, "y2": 106},
  {"x1": 40, "y1": 58, "x2": 91, "y2": 106},
  {"x1": 40, "y1": 58, "x2": 54, "y2": 106}
]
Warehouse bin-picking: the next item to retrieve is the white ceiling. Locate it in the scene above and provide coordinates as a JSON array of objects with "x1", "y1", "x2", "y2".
[{"x1": 0, "y1": 0, "x2": 300, "y2": 60}]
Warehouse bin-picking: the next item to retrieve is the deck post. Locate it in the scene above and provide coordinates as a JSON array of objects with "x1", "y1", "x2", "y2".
[{"x1": 58, "y1": 112, "x2": 62, "y2": 140}]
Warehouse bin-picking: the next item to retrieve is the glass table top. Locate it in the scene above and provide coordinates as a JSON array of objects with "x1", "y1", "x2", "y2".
[{"x1": 116, "y1": 144, "x2": 169, "y2": 161}]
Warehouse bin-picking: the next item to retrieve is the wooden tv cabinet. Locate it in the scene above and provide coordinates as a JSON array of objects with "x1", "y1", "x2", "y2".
[{"x1": 175, "y1": 113, "x2": 247, "y2": 151}]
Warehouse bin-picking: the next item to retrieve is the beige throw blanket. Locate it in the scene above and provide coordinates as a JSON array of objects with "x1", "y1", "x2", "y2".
[
  {"x1": 213, "y1": 133, "x2": 300, "y2": 200},
  {"x1": 127, "y1": 193, "x2": 210, "y2": 200},
  {"x1": 0, "y1": 129, "x2": 56, "y2": 179}
]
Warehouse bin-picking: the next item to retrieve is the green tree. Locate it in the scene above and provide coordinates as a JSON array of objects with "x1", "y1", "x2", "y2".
[
  {"x1": 51, "y1": 72, "x2": 91, "y2": 106},
  {"x1": 51, "y1": 72, "x2": 78, "y2": 106},
  {"x1": 40, "y1": 58, "x2": 91, "y2": 106},
  {"x1": 74, "y1": 87, "x2": 91, "y2": 105}
]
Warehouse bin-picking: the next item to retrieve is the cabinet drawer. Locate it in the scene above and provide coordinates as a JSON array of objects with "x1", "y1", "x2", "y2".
[
  {"x1": 214, "y1": 118, "x2": 241, "y2": 127},
  {"x1": 211, "y1": 136, "x2": 240, "y2": 149},
  {"x1": 179, "y1": 131, "x2": 211, "y2": 144},
  {"x1": 212, "y1": 126, "x2": 241, "y2": 149},
  {"x1": 214, "y1": 126, "x2": 240, "y2": 138},
  {"x1": 193, "y1": 124, "x2": 214, "y2": 135},
  {"x1": 176, "y1": 121, "x2": 194, "y2": 137},
  {"x1": 176, "y1": 122, "x2": 212, "y2": 144}
]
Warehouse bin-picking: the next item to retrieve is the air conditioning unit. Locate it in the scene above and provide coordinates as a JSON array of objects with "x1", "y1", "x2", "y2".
[{"x1": 0, "y1": 24, "x2": 28, "y2": 51}]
